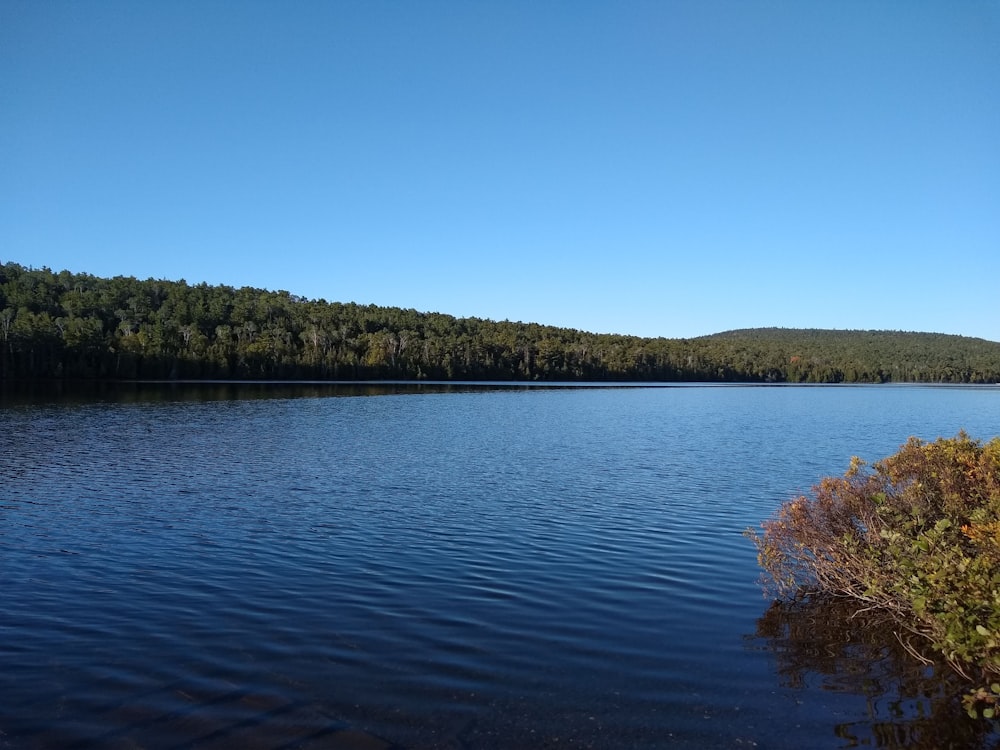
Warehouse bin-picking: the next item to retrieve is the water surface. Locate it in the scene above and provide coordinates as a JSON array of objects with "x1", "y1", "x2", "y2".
[{"x1": 2, "y1": 383, "x2": 999, "y2": 748}]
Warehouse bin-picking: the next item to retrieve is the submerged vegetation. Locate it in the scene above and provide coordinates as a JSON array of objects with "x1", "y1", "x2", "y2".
[
  {"x1": 2, "y1": 261, "x2": 1000, "y2": 382},
  {"x1": 749, "y1": 433, "x2": 1000, "y2": 723}
]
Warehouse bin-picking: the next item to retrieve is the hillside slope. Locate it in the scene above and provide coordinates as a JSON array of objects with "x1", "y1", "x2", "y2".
[
  {"x1": 694, "y1": 328, "x2": 1000, "y2": 382},
  {"x1": 2, "y1": 262, "x2": 999, "y2": 383}
]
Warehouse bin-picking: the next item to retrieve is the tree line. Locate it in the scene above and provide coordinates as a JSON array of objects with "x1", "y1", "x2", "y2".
[{"x1": 2, "y1": 261, "x2": 999, "y2": 383}]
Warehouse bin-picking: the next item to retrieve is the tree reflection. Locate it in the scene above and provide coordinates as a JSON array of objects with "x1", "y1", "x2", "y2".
[{"x1": 751, "y1": 595, "x2": 1000, "y2": 749}]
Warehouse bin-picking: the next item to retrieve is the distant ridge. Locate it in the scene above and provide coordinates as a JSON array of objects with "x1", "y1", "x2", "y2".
[
  {"x1": 2, "y1": 262, "x2": 999, "y2": 383},
  {"x1": 699, "y1": 326, "x2": 995, "y2": 344}
]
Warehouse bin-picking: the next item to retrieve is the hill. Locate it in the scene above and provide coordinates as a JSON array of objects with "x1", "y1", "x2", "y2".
[
  {"x1": 693, "y1": 328, "x2": 1000, "y2": 383},
  {"x1": 2, "y1": 262, "x2": 999, "y2": 383}
]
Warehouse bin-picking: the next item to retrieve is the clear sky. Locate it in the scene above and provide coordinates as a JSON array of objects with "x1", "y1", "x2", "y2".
[{"x1": 2, "y1": 1, "x2": 998, "y2": 341}]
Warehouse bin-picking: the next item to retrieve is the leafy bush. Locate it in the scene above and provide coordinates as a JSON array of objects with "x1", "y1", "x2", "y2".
[{"x1": 748, "y1": 432, "x2": 1000, "y2": 719}]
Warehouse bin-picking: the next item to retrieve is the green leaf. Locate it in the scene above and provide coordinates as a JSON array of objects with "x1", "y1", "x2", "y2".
[
  {"x1": 983, "y1": 707, "x2": 995, "y2": 719},
  {"x1": 976, "y1": 625, "x2": 991, "y2": 636}
]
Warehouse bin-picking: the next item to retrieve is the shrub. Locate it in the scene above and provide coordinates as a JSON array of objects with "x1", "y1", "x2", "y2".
[{"x1": 748, "y1": 432, "x2": 1000, "y2": 719}]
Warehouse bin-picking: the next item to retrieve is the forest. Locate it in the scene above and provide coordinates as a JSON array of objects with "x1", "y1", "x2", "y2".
[{"x1": 2, "y1": 261, "x2": 999, "y2": 383}]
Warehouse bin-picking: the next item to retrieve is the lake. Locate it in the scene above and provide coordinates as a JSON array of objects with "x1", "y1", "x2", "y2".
[{"x1": 2, "y1": 382, "x2": 999, "y2": 749}]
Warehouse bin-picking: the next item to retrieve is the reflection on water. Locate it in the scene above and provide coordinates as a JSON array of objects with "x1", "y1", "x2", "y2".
[
  {"x1": 750, "y1": 595, "x2": 1000, "y2": 749},
  {"x1": 0, "y1": 379, "x2": 525, "y2": 405}
]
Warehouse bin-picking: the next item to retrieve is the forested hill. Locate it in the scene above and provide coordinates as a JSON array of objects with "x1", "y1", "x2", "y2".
[
  {"x1": 693, "y1": 328, "x2": 1000, "y2": 383},
  {"x1": 2, "y1": 262, "x2": 999, "y2": 383}
]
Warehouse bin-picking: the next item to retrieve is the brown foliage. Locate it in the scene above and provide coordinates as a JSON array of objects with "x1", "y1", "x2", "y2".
[{"x1": 748, "y1": 433, "x2": 1000, "y2": 716}]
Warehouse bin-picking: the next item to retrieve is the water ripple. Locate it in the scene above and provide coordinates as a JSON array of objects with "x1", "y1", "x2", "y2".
[{"x1": 3, "y1": 386, "x2": 1000, "y2": 748}]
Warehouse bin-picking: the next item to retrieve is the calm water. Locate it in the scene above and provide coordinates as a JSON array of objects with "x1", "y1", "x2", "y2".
[{"x1": 2, "y1": 383, "x2": 999, "y2": 749}]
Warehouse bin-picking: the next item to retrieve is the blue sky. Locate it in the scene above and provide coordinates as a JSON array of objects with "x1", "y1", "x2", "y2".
[{"x1": 2, "y1": 1, "x2": 998, "y2": 340}]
